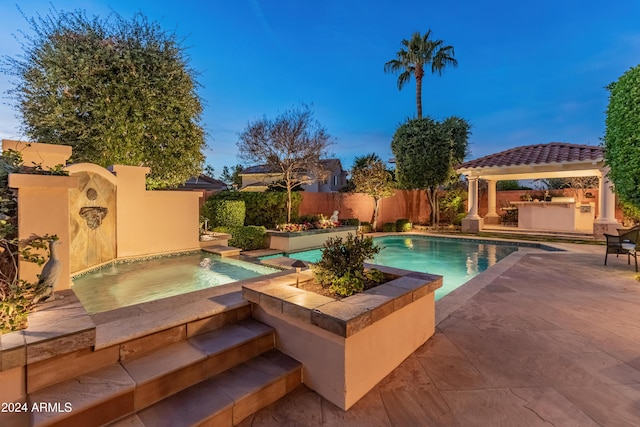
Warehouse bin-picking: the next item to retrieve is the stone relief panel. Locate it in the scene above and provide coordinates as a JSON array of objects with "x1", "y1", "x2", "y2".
[{"x1": 69, "y1": 171, "x2": 116, "y2": 273}]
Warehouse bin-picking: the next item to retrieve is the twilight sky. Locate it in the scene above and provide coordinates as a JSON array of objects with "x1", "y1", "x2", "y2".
[{"x1": 1, "y1": 1, "x2": 639, "y2": 176}]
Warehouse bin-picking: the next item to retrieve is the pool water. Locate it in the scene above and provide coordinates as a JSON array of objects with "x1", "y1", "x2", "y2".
[
  {"x1": 72, "y1": 253, "x2": 279, "y2": 314},
  {"x1": 285, "y1": 236, "x2": 521, "y2": 300}
]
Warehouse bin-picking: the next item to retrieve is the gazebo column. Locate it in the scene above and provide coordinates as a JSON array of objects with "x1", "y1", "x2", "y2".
[
  {"x1": 594, "y1": 169, "x2": 621, "y2": 239},
  {"x1": 462, "y1": 176, "x2": 483, "y2": 233},
  {"x1": 484, "y1": 179, "x2": 500, "y2": 225}
]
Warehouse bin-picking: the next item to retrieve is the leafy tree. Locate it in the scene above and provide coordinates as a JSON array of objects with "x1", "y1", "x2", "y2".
[
  {"x1": 391, "y1": 116, "x2": 470, "y2": 225},
  {"x1": 204, "y1": 164, "x2": 215, "y2": 178},
  {"x1": 384, "y1": 30, "x2": 457, "y2": 118},
  {"x1": 237, "y1": 105, "x2": 333, "y2": 223},
  {"x1": 2, "y1": 8, "x2": 206, "y2": 188},
  {"x1": 219, "y1": 164, "x2": 244, "y2": 188},
  {"x1": 350, "y1": 153, "x2": 394, "y2": 230},
  {"x1": 603, "y1": 64, "x2": 640, "y2": 207}
]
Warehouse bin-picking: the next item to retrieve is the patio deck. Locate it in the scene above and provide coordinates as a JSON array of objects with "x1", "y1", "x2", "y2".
[{"x1": 240, "y1": 243, "x2": 640, "y2": 426}]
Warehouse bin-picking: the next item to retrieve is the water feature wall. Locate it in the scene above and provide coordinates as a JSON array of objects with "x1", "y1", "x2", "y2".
[{"x1": 4, "y1": 140, "x2": 201, "y2": 291}]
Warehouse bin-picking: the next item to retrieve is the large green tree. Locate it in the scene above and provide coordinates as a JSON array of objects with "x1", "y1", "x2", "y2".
[
  {"x1": 237, "y1": 105, "x2": 333, "y2": 223},
  {"x1": 350, "y1": 153, "x2": 394, "y2": 230},
  {"x1": 603, "y1": 64, "x2": 640, "y2": 207},
  {"x1": 3, "y1": 9, "x2": 205, "y2": 188},
  {"x1": 384, "y1": 30, "x2": 457, "y2": 118},
  {"x1": 391, "y1": 116, "x2": 470, "y2": 225}
]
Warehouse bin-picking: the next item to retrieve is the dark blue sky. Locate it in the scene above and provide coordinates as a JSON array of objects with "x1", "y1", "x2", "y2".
[{"x1": 1, "y1": 1, "x2": 639, "y2": 175}]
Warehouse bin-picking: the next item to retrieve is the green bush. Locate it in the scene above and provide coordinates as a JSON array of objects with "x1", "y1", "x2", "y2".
[
  {"x1": 382, "y1": 222, "x2": 396, "y2": 232},
  {"x1": 622, "y1": 200, "x2": 640, "y2": 226},
  {"x1": 395, "y1": 218, "x2": 411, "y2": 232},
  {"x1": 212, "y1": 226, "x2": 267, "y2": 250},
  {"x1": 454, "y1": 212, "x2": 466, "y2": 226},
  {"x1": 298, "y1": 214, "x2": 319, "y2": 224},
  {"x1": 342, "y1": 218, "x2": 360, "y2": 227},
  {"x1": 207, "y1": 191, "x2": 301, "y2": 228},
  {"x1": 360, "y1": 222, "x2": 372, "y2": 233},
  {"x1": 203, "y1": 200, "x2": 245, "y2": 227},
  {"x1": 312, "y1": 233, "x2": 382, "y2": 297}
]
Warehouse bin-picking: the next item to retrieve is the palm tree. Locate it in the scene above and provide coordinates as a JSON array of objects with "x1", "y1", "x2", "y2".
[{"x1": 384, "y1": 30, "x2": 458, "y2": 118}]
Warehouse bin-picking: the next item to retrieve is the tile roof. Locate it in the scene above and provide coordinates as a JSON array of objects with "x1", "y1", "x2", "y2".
[{"x1": 457, "y1": 142, "x2": 603, "y2": 170}]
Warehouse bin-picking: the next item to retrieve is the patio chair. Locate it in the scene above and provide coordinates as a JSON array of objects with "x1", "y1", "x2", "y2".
[
  {"x1": 499, "y1": 199, "x2": 518, "y2": 226},
  {"x1": 604, "y1": 225, "x2": 640, "y2": 272}
]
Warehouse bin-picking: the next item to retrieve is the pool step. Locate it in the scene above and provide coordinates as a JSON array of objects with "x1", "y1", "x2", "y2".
[
  {"x1": 28, "y1": 319, "x2": 288, "y2": 427},
  {"x1": 203, "y1": 246, "x2": 242, "y2": 257}
]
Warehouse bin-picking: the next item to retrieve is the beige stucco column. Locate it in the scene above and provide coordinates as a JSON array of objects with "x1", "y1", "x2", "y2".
[
  {"x1": 8, "y1": 174, "x2": 79, "y2": 290},
  {"x1": 594, "y1": 169, "x2": 620, "y2": 238},
  {"x1": 484, "y1": 179, "x2": 500, "y2": 225},
  {"x1": 462, "y1": 176, "x2": 483, "y2": 232}
]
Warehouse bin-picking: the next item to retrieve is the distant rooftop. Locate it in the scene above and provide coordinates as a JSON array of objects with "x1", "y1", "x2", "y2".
[
  {"x1": 241, "y1": 159, "x2": 344, "y2": 175},
  {"x1": 457, "y1": 142, "x2": 603, "y2": 170}
]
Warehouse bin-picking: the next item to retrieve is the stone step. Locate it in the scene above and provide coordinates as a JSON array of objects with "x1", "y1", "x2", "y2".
[
  {"x1": 121, "y1": 319, "x2": 275, "y2": 410},
  {"x1": 26, "y1": 301, "x2": 253, "y2": 395},
  {"x1": 29, "y1": 319, "x2": 276, "y2": 427},
  {"x1": 30, "y1": 364, "x2": 136, "y2": 427},
  {"x1": 203, "y1": 246, "x2": 242, "y2": 257},
  {"x1": 129, "y1": 349, "x2": 302, "y2": 427}
]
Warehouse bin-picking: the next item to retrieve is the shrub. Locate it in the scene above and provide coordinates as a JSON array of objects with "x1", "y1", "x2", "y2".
[
  {"x1": 395, "y1": 218, "x2": 411, "y2": 232},
  {"x1": 342, "y1": 218, "x2": 360, "y2": 227},
  {"x1": 382, "y1": 222, "x2": 396, "y2": 232},
  {"x1": 622, "y1": 200, "x2": 640, "y2": 226},
  {"x1": 203, "y1": 200, "x2": 245, "y2": 227},
  {"x1": 439, "y1": 186, "x2": 467, "y2": 224},
  {"x1": 312, "y1": 233, "x2": 382, "y2": 297},
  {"x1": 454, "y1": 212, "x2": 466, "y2": 226},
  {"x1": 207, "y1": 191, "x2": 301, "y2": 228},
  {"x1": 212, "y1": 226, "x2": 267, "y2": 250},
  {"x1": 298, "y1": 214, "x2": 318, "y2": 224},
  {"x1": 360, "y1": 222, "x2": 372, "y2": 233}
]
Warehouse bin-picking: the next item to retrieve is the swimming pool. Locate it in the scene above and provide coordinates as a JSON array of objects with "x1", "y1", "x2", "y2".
[
  {"x1": 275, "y1": 235, "x2": 545, "y2": 300},
  {"x1": 72, "y1": 253, "x2": 279, "y2": 314}
]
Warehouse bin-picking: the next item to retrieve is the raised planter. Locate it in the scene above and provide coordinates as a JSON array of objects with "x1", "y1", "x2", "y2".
[
  {"x1": 266, "y1": 226, "x2": 358, "y2": 251},
  {"x1": 242, "y1": 264, "x2": 442, "y2": 410}
]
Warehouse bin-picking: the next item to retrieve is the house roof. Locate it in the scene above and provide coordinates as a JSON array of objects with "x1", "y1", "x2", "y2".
[
  {"x1": 457, "y1": 142, "x2": 603, "y2": 170},
  {"x1": 240, "y1": 158, "x2": 344, "y2": 175},
  {"x1": 179, "y1": 174, "x2": 227, "y2": 191},
  {"x1": 240, "y1": 164, "x2": 280, "y2": 175}
]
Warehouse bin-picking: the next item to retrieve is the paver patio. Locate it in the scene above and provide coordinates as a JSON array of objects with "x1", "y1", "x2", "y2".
[{"x1": 239, "y1": 246, "x2": 640, "y2": 426}]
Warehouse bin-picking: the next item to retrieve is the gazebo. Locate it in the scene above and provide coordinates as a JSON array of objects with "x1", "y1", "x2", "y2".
[{"x1": 456, "y1": 142, "x2": 620, "y2": 239}]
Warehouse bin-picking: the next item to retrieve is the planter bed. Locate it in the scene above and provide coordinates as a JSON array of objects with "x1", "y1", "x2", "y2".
[
  {"x1": 242, "y1": 264, "x2": 442, "y2": 410},
  {"x1": 266, "y1": 226, "x2": 358, "y2": 251}
]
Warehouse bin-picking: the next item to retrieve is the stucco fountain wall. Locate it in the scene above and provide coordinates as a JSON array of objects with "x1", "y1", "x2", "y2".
[{"x1": 4, "y1": 140, "x2": 201, "y2": 290}]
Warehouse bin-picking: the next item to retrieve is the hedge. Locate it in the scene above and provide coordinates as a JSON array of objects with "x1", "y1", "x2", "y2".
[
  {"x1": 204, "y1": 200, "x2": 245, "y2": 227},
  {"x1": 212, "y1": 226, "x2": 268, "y2": 251},
  {"x1": 206, "y1": 191, "x2": 302, "y2": 228}
]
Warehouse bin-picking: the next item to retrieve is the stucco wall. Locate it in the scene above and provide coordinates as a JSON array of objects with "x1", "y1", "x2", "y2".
[
  {"x1": 301, "y1": 188, "x2": 624, "y2": 227},
  {"x1": 110, "y1": 165, "x2": 200, "y2": 259},
  {"x1": 252, "y1": 293, "x2": 435, "y2": 410},
  {"x1": 300, "y1": 190, "x2": 431, "y2": 228}
]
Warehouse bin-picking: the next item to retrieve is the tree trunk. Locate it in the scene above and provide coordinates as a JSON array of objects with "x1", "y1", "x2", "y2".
[
  {"x1": 425, "y1": 187, "x2": 438, "y2": 225},
  {"x1": 371, "y1": 197, "x2": 380, "y2": 231},
  {"x1": 415, "y1": 65, "x2": 424, "y2": 119},
  {"x1": 286, "y1": 185, "x2": 292, "y2": 224}
]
